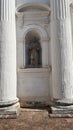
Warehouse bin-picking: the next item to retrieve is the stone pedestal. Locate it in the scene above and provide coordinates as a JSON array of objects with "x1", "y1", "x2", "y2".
[
  {"x1": 0, "y1": 0, "x2": 20, "y2": 117},
  {"x1": 50, "y1": 0, "x2": 73, "y2": 114}
]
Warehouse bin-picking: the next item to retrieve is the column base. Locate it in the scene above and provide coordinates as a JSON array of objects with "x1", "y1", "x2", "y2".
[
  {"x1": 50, "y1": 104, "x2": 73, "y2": 117},
  {"x1": 51, "y1": 104, "x2": 73, "y2": 114},
  {"x1": 49, "y1": 98, "x2": 73, "y2": 117},
  {"x1": 0, "y1": 102, "x2": 20, "y2": 118}
]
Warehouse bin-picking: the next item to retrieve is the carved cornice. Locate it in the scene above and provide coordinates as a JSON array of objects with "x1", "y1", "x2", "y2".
[
  {"x1": 16, "y1": 3, "x2": 51, "y2": 19},
  {"x1": 16, "y1": 3, "x2": 51, "y2": 27}
]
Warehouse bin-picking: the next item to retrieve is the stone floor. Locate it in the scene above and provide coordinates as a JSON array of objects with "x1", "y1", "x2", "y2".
[{"x1": 0, "y1": 108, "x2": 73, "y2": 130}]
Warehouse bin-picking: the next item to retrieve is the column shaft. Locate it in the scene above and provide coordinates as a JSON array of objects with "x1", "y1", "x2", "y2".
[
  {"x1": 51, "y1": 0, "x2": 73, "y2": 104},
  {"x1": 0, "y1": 0, "x2": 19, "y2": 116}
]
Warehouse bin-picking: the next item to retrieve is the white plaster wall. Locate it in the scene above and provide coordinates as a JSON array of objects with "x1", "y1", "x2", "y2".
[
  {"x1": 16, "y1": 1, "x2": 52, "y2": 104},
  {"x1": 17, "y1": 69, "x2": 51, "y2": 98}
]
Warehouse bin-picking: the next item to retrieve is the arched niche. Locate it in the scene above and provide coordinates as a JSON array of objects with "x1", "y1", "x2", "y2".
[
  {"x1": 23, "y1": 25, "x2": 49, "y2": 68},
  {"x1": 25, "y1": 30, "x2": 42, "y2": 68}
]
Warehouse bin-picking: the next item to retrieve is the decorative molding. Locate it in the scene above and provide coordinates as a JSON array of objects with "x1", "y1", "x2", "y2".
[
  {"x1": 18, "y1": 68, "x2": 49, "y2": 73},
  {"x1": 16, "y1": 11, "x2": 50, "y2": 17},
  {"x1": 16, "y1": 3, "x2": 51, "y2": 26},
  {"x1": 17, "y1": 68, "x2": 50, "y2": 78},
  {"x1": 16, "y1": 3, "x2": 51, "y2": 16},
  {"x1": 16, "y1": 17, "x2": 50, "y2": 28},
  {"x1": 22, "y1": 24, "x2": 48, "y2": 40}
]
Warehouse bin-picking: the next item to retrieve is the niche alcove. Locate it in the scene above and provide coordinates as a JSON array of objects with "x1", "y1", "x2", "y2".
[{"x1": 25, "y1": 30, "x2": 42, "y2": 68}]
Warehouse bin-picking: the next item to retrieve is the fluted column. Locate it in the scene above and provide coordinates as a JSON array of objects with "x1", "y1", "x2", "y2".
[
  {"x1": 0, "y1": 0, "x2": 19, "y2": 116},
  {"x1": 50, "y1": 0, "x2": 73, "y2": 112}
]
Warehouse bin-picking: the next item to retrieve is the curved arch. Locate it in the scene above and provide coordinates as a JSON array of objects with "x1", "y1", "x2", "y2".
[
  {"x1": 23, "y1": 24, "x2": 49, "y2": 41},
  {"x1": 25, "y1": 30, "x2": 40, "y2": 43}
]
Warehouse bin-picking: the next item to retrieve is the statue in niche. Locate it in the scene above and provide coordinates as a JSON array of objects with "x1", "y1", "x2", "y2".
[
  {"x1": 25, "y1": 35, "x2": 41, "y2": 68},
  {"x1": 29, "y1": 47, "x2": 39, "y2": 67}
]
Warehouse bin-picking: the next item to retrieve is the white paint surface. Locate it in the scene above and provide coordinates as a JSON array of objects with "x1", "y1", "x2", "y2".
[
  {"x1": 0, "y1": 0, "x2": 18, "y2": 105},
  {"x1": 50, "y1": 0, "x2": 73, "y2": 102}
]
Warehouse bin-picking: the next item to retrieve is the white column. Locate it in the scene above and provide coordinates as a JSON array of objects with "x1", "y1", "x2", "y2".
[
  {"x1": 0, "y1": 0, "x2": 19, "y2": 116},
  {"x1": 50, "y1": 0, "x2": 73, "y2": 104}
]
